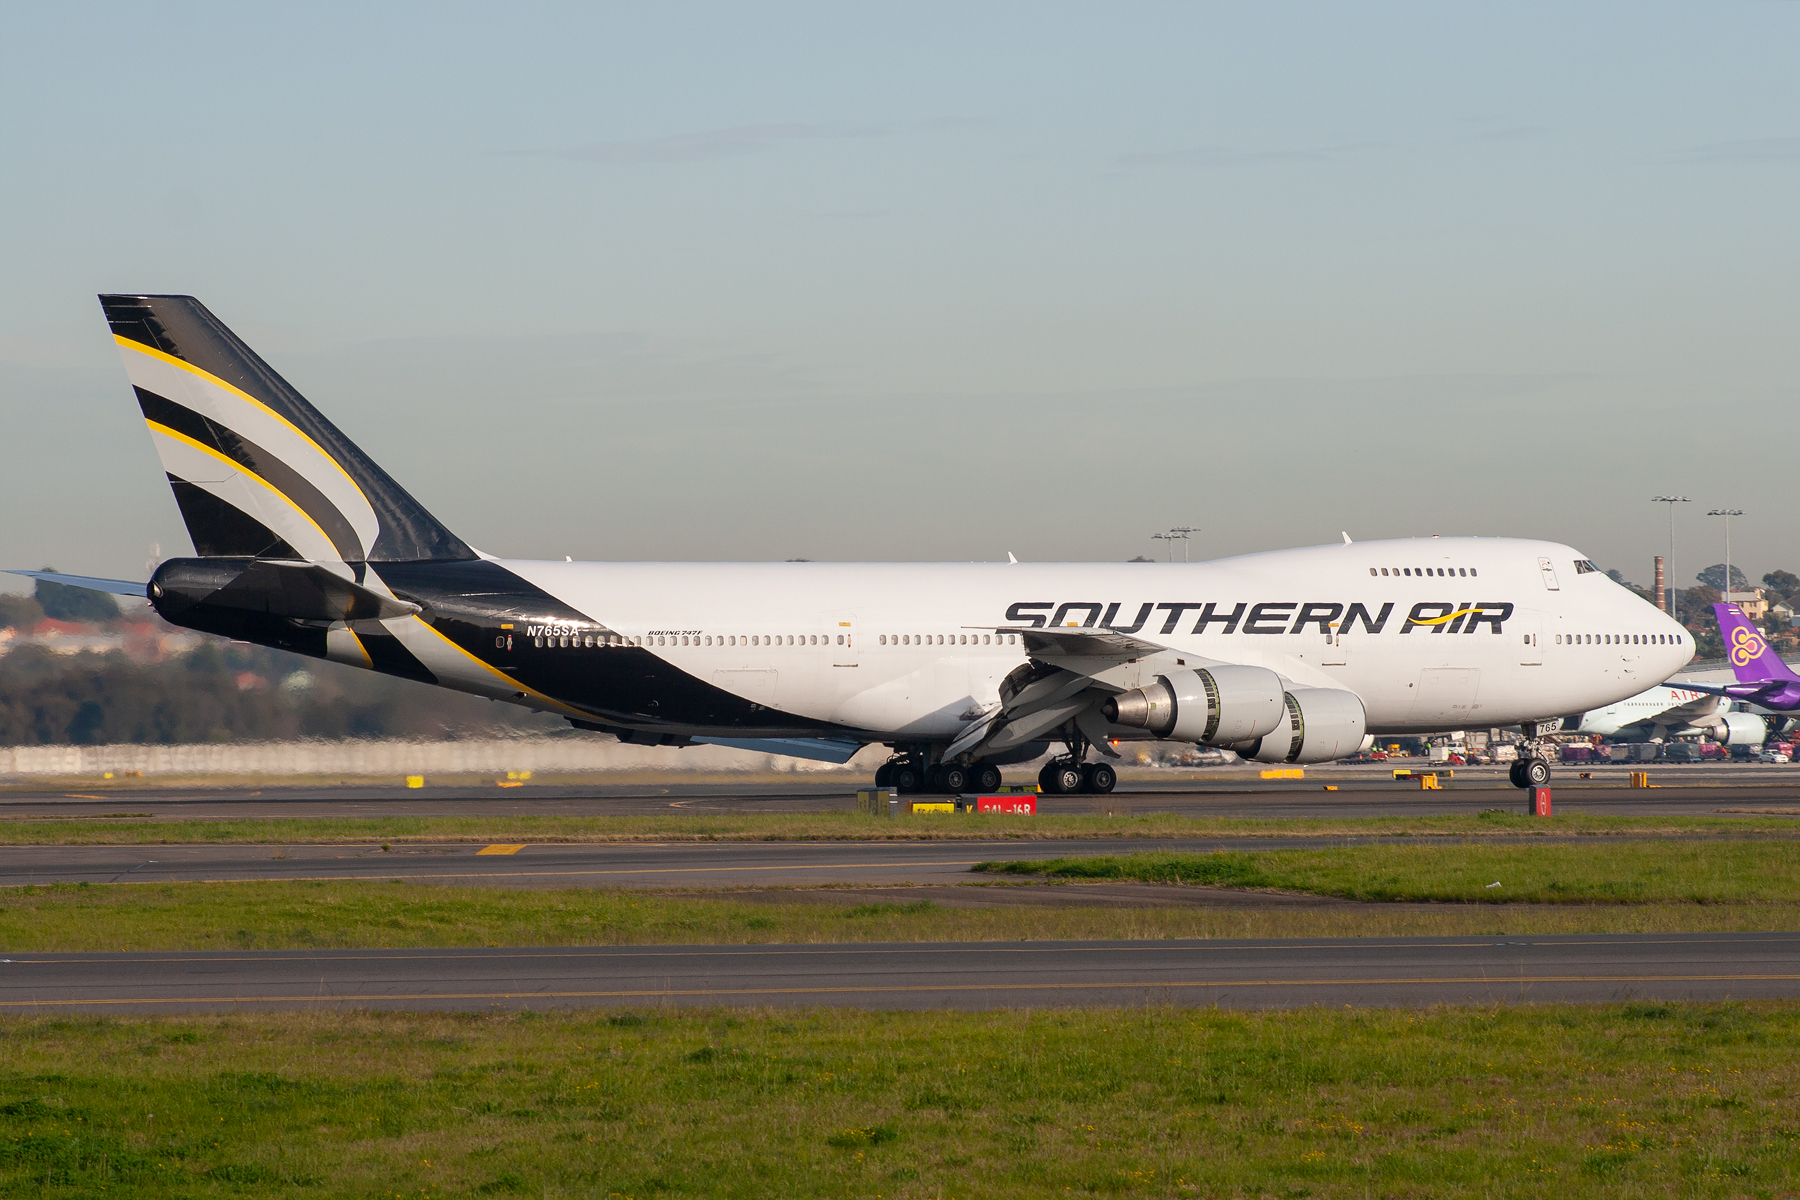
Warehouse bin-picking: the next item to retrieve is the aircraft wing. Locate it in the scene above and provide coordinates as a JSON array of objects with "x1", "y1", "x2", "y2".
[
  {"x1": 975, "y1": 624, "x2": 1176, "y2": 672},
  {"x1": 693, "y1": 736, "x2": 865, "y2": 764},
  {"x1": 7, "y1": 569, "x2": 147, "y2": 597},
  {"x1": 945, "y1": 625, "x2": 1214, "y2": 761}
]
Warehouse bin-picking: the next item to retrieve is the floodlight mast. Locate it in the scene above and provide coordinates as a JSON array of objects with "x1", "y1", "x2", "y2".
[
  {"x1": 1707, "y1": 508, "x2": 1745, "y2": 607},
  {"x1": 1168, "y1": 527, "x2": 1198, "y2": 563},
  {"x1": 1652, "y1": 495, "x2": 1690, "y2": 623}
]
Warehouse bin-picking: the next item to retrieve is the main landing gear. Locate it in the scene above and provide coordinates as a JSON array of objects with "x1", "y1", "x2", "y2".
[
  {"x1": 875, "y1": 731, "x2": 1119, "y2": 797},
  {"x1": 1038, "y1": 758, "x2": 1116, "y2": 795},
  {"x1": 1036, "y1": 730, "x2": 1117, "y2": 795},
  {"x1": 875, "y1": 753, "x2": 1003, "y2": 795}
]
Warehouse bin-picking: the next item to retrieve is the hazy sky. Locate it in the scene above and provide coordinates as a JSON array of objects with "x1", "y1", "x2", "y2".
[{"x1": 3, "y1": 3, "x2": 1796, "y2": 592}]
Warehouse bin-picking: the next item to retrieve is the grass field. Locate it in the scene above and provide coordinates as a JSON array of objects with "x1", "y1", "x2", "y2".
[
  {"x1": 1, "y1": 1003, "x2": 1796, "y2": 1198},
  {"x1": 976, "y1": 840, "x2": 1800, "y2": 904},
  {"x1": 2, "y1": 810, "x2": 1800, "y2": 844},
  {"x1": 6, "y1": 839, "x2": 1800, "y2": 952},
  {"x1": 5, "y1": 878, "x2": 1800, "y2": 953}
]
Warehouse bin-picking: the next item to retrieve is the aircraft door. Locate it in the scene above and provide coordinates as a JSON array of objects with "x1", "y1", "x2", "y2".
[
  {"x1": 1518, "y1": 613, "x2": 1543, "y2": 665},
  {"x1": 1320, "y1": 620, "x2": 1348, "y2": 667},
  {"x1": 1538, "y1": 557, "x2": 1561, "y2": 590},
  {"x1": 490, "y1": 624, "x2": 519, "y2": 671},
  {"x1": 822, "y1": 610, "x2": 862, "y2": 703}
]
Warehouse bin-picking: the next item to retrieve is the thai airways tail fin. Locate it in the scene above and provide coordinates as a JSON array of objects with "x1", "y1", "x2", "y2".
[
  {"x1": 1715, "y1": 602, "x2": 1799, "y2": 683},
  {"x1": 100, "y1": 294, "x2": 474, "y2": 564}
]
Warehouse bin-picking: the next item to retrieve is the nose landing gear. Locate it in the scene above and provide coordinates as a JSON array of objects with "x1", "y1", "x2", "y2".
[{"x1": 1508, "y1": 757, "x2": 1552, "y2": 788}]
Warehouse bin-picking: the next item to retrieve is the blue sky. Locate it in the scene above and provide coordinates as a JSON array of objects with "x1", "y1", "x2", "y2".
[{"x1": 3, "y1": 3, "x2": 1796, "y2": 588}]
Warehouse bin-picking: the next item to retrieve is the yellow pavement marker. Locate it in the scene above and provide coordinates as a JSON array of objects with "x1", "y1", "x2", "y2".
[{"x1": 476, "y1": 844, "x2": 526, "y2": 856}]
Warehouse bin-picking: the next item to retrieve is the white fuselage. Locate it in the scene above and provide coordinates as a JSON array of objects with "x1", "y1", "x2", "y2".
[{"x1": 490, "y1": 536, "x2": 1691, "y2": 740}]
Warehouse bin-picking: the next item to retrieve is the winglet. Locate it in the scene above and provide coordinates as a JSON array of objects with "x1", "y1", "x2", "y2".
[
  {"x1": 1007, "y1": 552, "x2": 1018, "y2": 564},
  {"x1": 1342, "y1": 531, "x2": 1352, "y2": 545}
]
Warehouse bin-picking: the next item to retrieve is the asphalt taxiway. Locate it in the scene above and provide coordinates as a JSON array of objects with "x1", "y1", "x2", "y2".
[
  {"x1": 7, "y1": 764, "x2": 1800, "y2": 821},
  {"x1": 6, "y1": 827, "x2": 1797, "y2": 890},
  {"x1": 3, "y1": 933, "x2": 1794, "y2": 1012}
]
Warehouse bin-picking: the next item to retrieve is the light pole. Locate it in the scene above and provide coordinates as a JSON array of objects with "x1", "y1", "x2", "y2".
[
  {"x1": 1168, "y1": 526, "x2": 1198, "y2": 563},
  {"x1": 1707, "y1": 508, "x2": 1745, "y2": 604},
  {"x1": 1652, "y1": 495, "x2": 1690, "y2": 622},
  {"x1": 1151, "y1": 532, "x2": 1177, "y2": 562}
]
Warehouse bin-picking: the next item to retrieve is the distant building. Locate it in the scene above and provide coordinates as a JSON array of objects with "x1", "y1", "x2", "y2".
[
  {"x1": 1726, "y1": 589, "x2": 1770, "y2": 620},
  {"x1": 0, "y1": 618, "x2": 201, "y2": 661}
]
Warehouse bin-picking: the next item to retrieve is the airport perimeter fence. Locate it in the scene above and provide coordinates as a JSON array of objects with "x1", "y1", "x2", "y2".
[{"x1": 0, "y1": 737, "x2": 890, "y2": 780}]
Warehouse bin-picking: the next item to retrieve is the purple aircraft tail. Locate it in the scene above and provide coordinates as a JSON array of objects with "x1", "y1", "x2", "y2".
[{"x1": 1715, "y1": 603, "x2": 1800, "y2": 683}]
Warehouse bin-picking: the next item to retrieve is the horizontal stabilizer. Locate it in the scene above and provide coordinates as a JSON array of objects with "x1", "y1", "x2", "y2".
[
  {"x1": 1674, "y1": 679, "x2": 1792, "y2": 705},
  {"x1": 151, "y1": 558, "x2": 421, "y2": 623},
  {"x1": 692, "y1": 736, "x2": 866, "y2": 764},
  {"x1": 7, "y1": 570, "x2": 148, "y2": 597}
]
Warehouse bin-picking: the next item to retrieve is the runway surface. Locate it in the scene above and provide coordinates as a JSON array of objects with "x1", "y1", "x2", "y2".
[
  {"x1": 3, "y1": 932, "x2": 1795, "y2": 1012},
  {"x1": 7, "y1": 764, "x2": 1800, "y2": 820}
]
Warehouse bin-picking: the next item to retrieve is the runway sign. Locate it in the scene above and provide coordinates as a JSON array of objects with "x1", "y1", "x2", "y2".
[{"x1": 973, "y1": 795, "x2": 1037, "y2": 815}]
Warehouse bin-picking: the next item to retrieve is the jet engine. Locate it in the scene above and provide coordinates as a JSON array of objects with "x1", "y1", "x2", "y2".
[
  {"x1": 1715, "y1": 711, "x2": 1768, "y2": 746},
  {"x1": 1232, "y1": 687, "x2": 1368, "y2": 765},
  {"x1": 1102, "y1": 665, "x2": 1285, "y2": 745}
]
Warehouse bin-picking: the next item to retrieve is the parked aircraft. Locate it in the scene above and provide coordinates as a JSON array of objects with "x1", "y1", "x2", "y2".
[
  {"x1": 1565, "y1": 683, "x2": 1763, "y2": 745},
  {"x1": 12, "y1": 295, "x2": 1695, "y2": 794}
]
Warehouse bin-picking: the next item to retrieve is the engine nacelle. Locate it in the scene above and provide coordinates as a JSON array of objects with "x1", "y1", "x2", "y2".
[
  {"x1": 1716, "y1": 711, "x2": 1768, "y2": 746},
  {"x1": 1103, "y1": 665, "x2": 1285, "y2": 745},
  {"x1": 1234, "y1": 687, "x2": 1368, "y2": 765}
]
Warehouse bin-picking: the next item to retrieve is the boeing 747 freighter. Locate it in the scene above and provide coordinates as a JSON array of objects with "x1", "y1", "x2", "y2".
[{"x1": 13, "y1": 295, "x2": 1694, "y2": 794}]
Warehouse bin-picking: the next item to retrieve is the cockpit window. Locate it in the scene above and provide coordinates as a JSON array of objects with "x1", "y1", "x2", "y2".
[{"x1": 1574, "y1": 559, "x2": 1599, "y2": 575}]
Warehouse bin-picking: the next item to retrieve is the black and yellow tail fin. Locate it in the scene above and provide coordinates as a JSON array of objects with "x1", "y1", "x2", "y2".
[{"x1": 101, "y1": 294, "x2": 473, "y2": 564}]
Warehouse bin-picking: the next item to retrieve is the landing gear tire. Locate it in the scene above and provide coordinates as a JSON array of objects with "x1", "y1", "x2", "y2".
[
  {"x1": 1523, "y1": 757, "x2": 1552, "y2": 788},
  {"x1": 1041, "y1": 760, "x2": 1083, "y2": 795},
  {"x1": 1508, "y1": 761, "x2": 1525, "y2": 788},
  {"x1": 892, "y1": 762, "x2": 924, "y2": 793},
  {"x1": 935, "y1": 764, "x2": 969, "y2": 794},
  {"x1": 1082, "y1": 762, "x2": 1117, "y2": 795},
  {"x1": 971, "y1": 762, "x2": 1003, "y2": 793},
  {"x1": 874, "y1": 762, "x2": 894, "y2": 788}
]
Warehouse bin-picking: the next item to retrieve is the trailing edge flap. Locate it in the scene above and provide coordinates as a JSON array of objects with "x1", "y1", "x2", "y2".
[
  {"x1": 164, "y1": 559, "x2": 421, "y2": 622},
  {"x1": 691, "y1": 736, "x2": 866, "y2": 764},
  {"x1": 6, "y1": 570, "x2": 148, "y2": 597}
]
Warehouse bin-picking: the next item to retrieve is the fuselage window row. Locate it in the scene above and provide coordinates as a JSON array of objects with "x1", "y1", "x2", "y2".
[
  {"x1": 1551, "y1": 633, "x2": 1684, "y2": 646},
  {"x1": 527, "y1": 633, "x2": 638, "y2": 649},
  {"x1": 877, "y1": 634, "x2": 1016, "y2": 646},
  {"x1": 1367, "y1": 567, "x2": 1477, "y2": 577},
  {"x1": 523, "y1": 632, "x2": 1025, "y2": 650}
]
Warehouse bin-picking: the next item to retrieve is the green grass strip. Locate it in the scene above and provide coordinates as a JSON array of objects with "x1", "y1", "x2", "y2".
[
  {"x1": 2, "y1": 810, "x2": 1800, "y2": 844},
  {"x1": 6, "y1": 879, "x2": 1800, "y2": 952},
  {"x1": 0, "y1": 1003, "x2": 1797, "y2": 1197},
  {"x1": 976, "y1": 840, "x2": 1800, "y2": 903}
]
